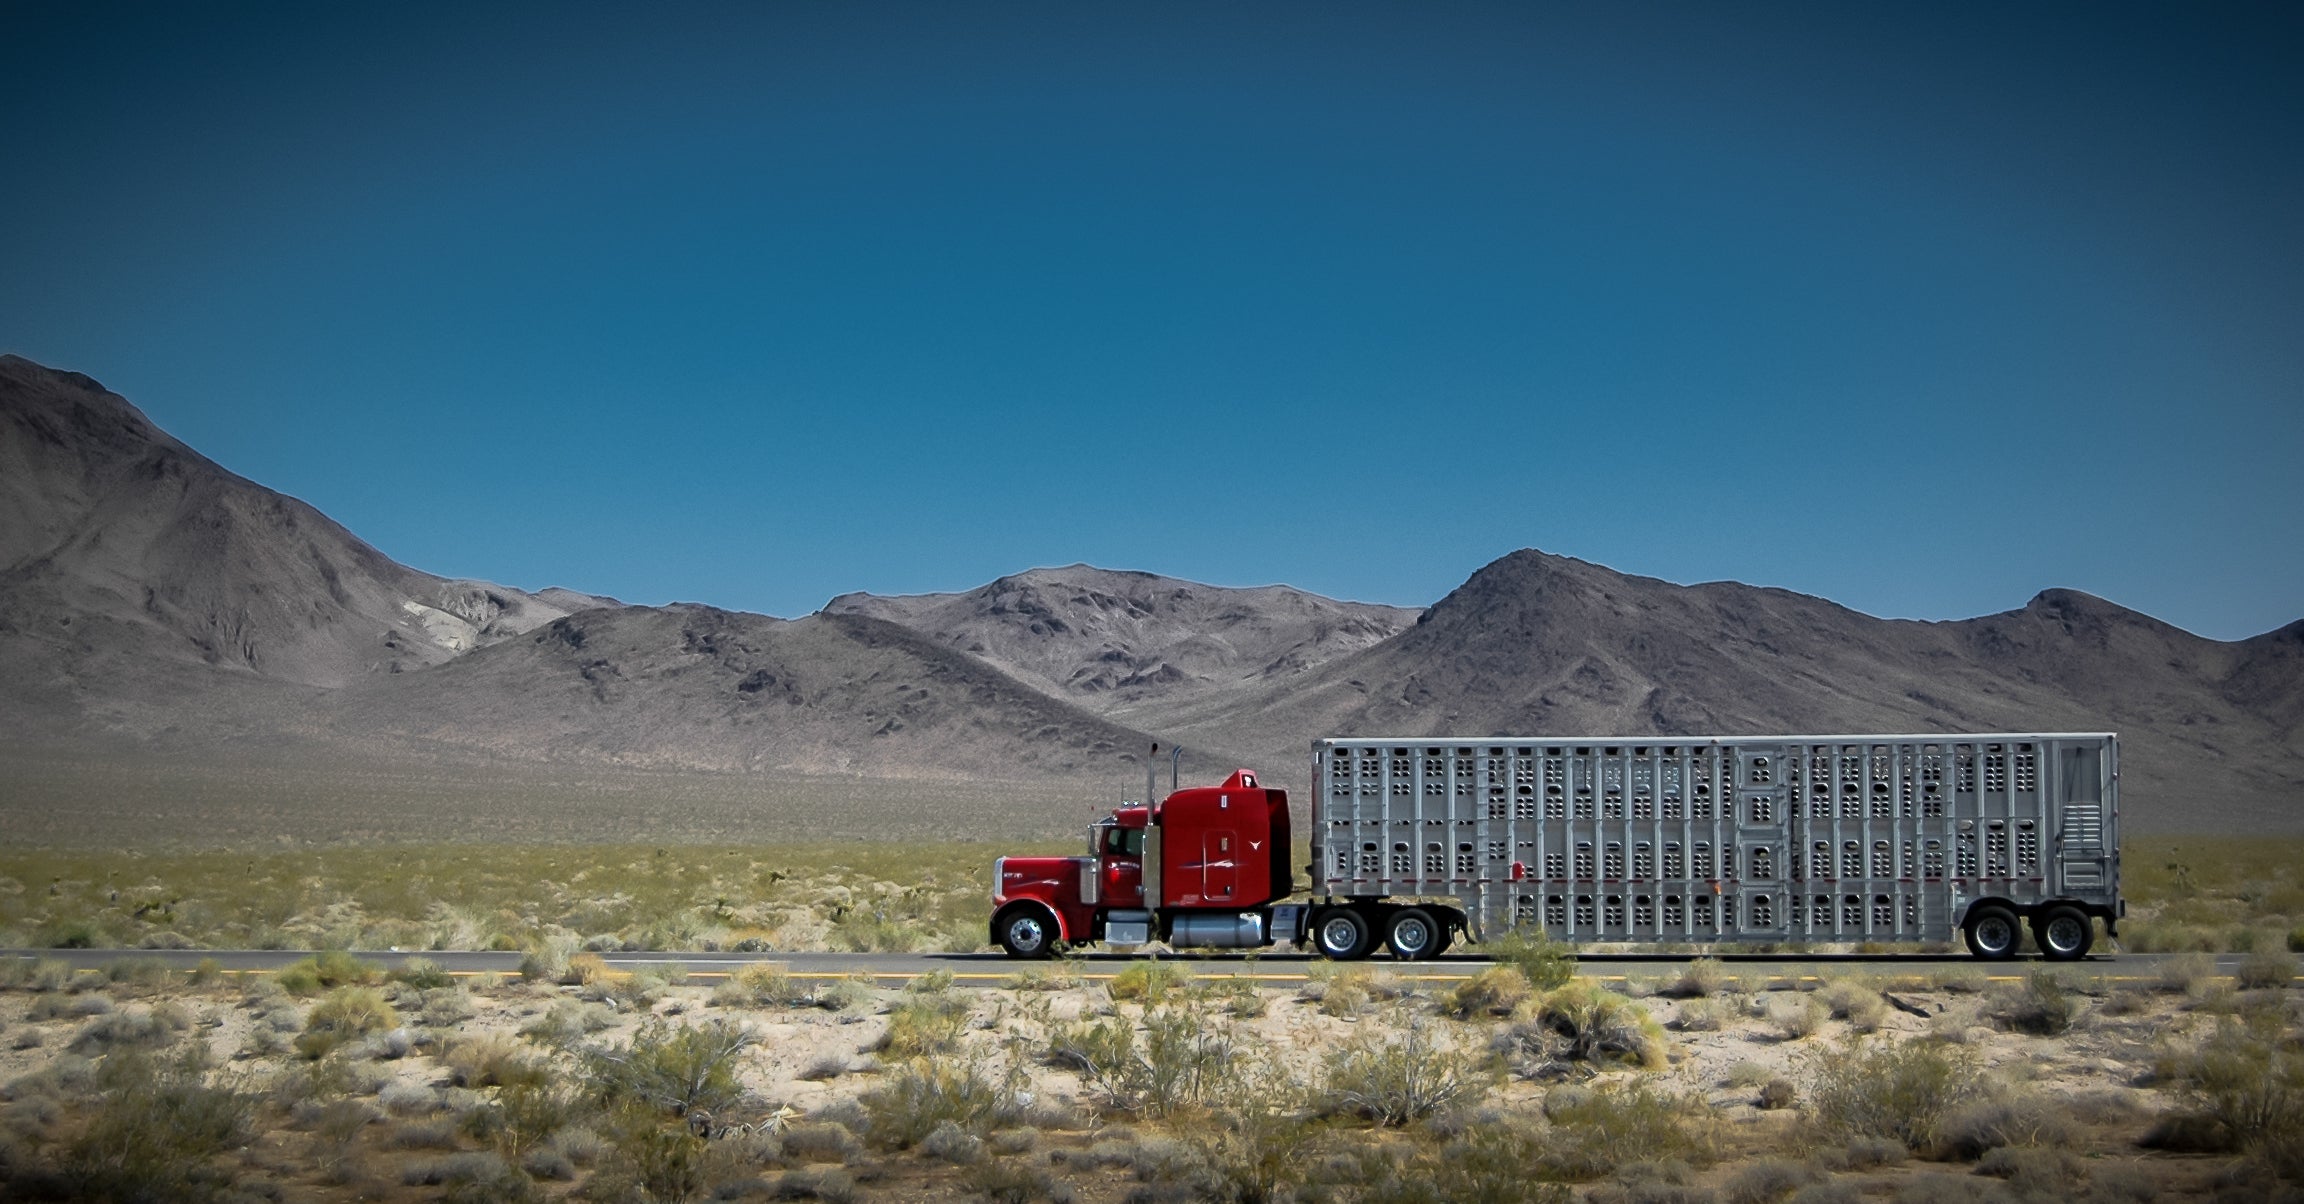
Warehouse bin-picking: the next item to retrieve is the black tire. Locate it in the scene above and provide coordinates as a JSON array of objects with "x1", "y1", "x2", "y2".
[
  {"x1": 1312, "y1": 907, "x2": 1373, "y2": 960},
  {"x1": 2033, "y1": 905, "x2": 2094, "y2": 961},
  {"x1": 1962, "y1": 903, "x2": 2021, "y2": 960},
  {"x1": 1385, "y1": 907, "x2": 1441, "y2": 960},
  {"x1": 994, "y1": 904, "x2": 1059, "y2": 959}
]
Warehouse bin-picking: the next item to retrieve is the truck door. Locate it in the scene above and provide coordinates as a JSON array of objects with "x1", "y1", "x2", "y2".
[{"x1": 1203, "y1": 830, "x2": 1237, "y2": 901}]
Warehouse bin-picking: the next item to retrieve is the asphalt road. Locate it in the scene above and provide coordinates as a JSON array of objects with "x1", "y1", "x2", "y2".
[{"x1": 3, "y1": 947, "x2": 2285, "y2": 988}]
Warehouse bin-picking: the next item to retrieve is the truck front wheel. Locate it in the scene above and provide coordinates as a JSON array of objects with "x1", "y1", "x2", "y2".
[
  {"x1": 994, "y1": 904, "x2": 1060, "y2": 959},
  {"x1": 1312, "y1": 907, "x2": 1372, "y2": 960}
]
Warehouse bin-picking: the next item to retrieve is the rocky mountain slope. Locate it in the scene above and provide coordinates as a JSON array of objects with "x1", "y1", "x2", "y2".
[
  {"x1": 825, "y1": 566, "x2": 1416, "y2": 709},
  {"x1": 0, "y1": 355, "x2": 1182, "y2": 786},
  {"x1": 1, "y1": 354, "x2": 2296, "y2": 831},
  {"x1": 0, "y1": 355, "x2": 617, "y2": 739},
  {"x1": 1132, "y1": 550, "x2": 2304, "y2": 831}
]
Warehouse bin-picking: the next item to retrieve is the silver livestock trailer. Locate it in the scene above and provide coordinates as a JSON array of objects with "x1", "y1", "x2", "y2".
[{"x1": 1313, "y1": 733, "x2": 2121, "y2": 959}]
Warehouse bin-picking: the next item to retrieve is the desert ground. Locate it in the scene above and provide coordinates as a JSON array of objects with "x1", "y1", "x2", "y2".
[
  {"x1": 0, "y1": 830, "x2": 2300, "y2": 1202},
  {"x1": 0, "y1": 941, "x2": 2299, "y2": 1203}
]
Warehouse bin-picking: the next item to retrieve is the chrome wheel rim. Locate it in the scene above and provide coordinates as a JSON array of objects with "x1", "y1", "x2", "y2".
[
  {"x1": 2044, "y1": 915, "x2": 2086, "y2": 954},
  {"x1": 1006, "y1": 916, "x2": 1045, "y2": 952},
  {"x1": 1319, "y1": 916, "x2": 1360, "y2": 955},
  {"x1": 1974, "y1": 915, "x2": 2015, "y2": 954},
  {"x1": 1392, "y1": 918, "x2": 1433, "y2": 955}
]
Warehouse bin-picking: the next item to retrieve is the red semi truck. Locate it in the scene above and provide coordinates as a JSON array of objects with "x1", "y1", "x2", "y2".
[
  {"x1": 991, "y1": 733, "x2": 2123, "y2": 961},
  {"x1": 988, "y1": 764, "x2": 1461, "y2": 961}
]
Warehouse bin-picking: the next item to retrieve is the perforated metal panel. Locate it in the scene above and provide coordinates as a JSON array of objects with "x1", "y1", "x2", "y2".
[{"x1": 1312, "y1": 734, "x2": 2119, "y2": 945}]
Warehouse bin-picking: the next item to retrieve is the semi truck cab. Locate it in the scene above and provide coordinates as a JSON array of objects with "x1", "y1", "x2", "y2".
[{"x1": 990, "y1": 769, "x2": 1306, "y2": 957}]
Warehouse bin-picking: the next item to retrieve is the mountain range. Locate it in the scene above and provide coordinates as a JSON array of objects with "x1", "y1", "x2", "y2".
[{"x1": 2, "y1": 353, "x2": 2297, "y2": 834}]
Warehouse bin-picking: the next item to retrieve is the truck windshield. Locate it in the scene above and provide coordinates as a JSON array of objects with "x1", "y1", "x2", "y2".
[{"x1": 1103, "y1": 827, "x2": 1146, "y2": 857}]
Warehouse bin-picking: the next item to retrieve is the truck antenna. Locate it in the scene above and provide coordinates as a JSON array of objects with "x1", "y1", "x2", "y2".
[
  {"x1": 1146, "y1": 743, "x2": 1159, "y2": 811},
  {"x1": 1171, "y1": 743, "x2": 1183, "y2": 794}
]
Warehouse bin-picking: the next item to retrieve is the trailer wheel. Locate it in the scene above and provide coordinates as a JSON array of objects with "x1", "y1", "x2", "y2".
[
  {"x1": 1962, "y1": 904, "x2": 2021, "y2": 960},
  {"x1": 994, "y1": 904, "x2": 1059, "y2": 959},
  {"x1": 1312, "y1": 907, "x2": 1372, "y2": 960},
  {"x1": 2033, "y1": 905, "x2": 2093, "y2": 961},
  {"x1": 1385, "y1": 908, "x2": 1441, "y2": 960}
]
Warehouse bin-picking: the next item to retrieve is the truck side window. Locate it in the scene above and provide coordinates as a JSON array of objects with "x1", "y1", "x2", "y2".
[{"x1": 1104, "y1": 828, "x2": 1146, "y2": 857}]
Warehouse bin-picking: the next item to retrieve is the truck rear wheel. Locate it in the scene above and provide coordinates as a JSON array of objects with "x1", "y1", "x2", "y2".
[
  {"x1": 1385, "y1": 907, "x2": 1440, "y2": 960},
  {"x1": 994, "y1": 904, "x2": 1059, "y2": 959},
  {"x1": 1962, "y1": 904, "x2": 2021, "y2": 960},
  {"x1": 2033, "y1": 905, "x2": 2093, "y2": 960},
  {"x1": 1312, "y1": 907, "x2": 1372, "y2": 960}
]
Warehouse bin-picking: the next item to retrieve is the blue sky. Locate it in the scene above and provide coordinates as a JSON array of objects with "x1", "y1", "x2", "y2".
[{"x1": 3, "y1": 2, "x2": 2298, "y2": 640}]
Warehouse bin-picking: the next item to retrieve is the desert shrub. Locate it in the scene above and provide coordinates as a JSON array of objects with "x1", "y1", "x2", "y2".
[
  {"x1": 2237, "y1": 948, "x2": 2298, "y2": 991},
  {"x1": 1670, "y1": 958, "x2": 1726, "y2": 999},
  {"x1": 1723, "y1": 1060, "x2": 1772, "y2": 1089},
  {"x1": 472, "y1": 1081, "x2": 577, "y2": 1158},
  {"x1": 402, "y1": 1149, "x2": 540, "y2": 1201},
  {"x1": 959, "y1": 1159, "x2": 1063, "y2": 1202},
  {"x1": 1771, "y1": 995, "x2": 1828, "y2": 1040},
  {"x1": 516, "y1": 942, "x2": 569, "y2": 983},
  {"x1": 873, "y1": 992, "x2": 970, "y2": 1057},
  {"x1": 1444, "y1": 966, "x2": 1533, "y2": 1019},
  {"x1": 296, "y1": 986, "x2": 398, "y2": 1059},
  {"x1": 1928, "y1": 967, "x2": 1987, "y2": 994},
  {"x1": 1139, "y1": 1003, "x2": 1243, "y2": 1114},
  {"x1": 858, "y1": 1055, "x2": 1011, "y2": 1149},
  {"x1": 773, "y1": 1167, "x2": 858, "y2": 1202},
  {"x1": 1758, "y1": 1079, "x2": 1797, "y2": 1110},
  {"x1": 583, "y1": 1017, "x2": 756, "y2": 1116},
  {"x1": 381, "y1": 1080, "x2": 441, "y2": 1116},
  {"x1": 1376, "y1": 1123, "x2": 1570, "y2": 1204},
  {"x1": 1819, "y1": 980, "x2": 1886, "y2": 1032},
  {"x1": 517, "y1": 998, "x2": 613, "y2": 1045},
  {"x1": 564, "y1": 952, "x2": 610, "y2": 986},
  {"x1": 1974, "y1": 1146, "x2": 2086, "y2": 1196},
  {"x1": 1990, "y1": 972, "x2": 2076, "y2": 1036},
  {"x1": 1834, "y1": 1136, "x2": 1906, "y2": 1170},
  {"x1": 1540, "y1": 1081, "x2": 1709, "y2": 1180},
  {"x1": 2158, "y1": 952, "x2": 2217, "y2": 995},
  {"x1": 1805, "y1": 1035, "x2": 1984, "y2": 1151},
  {"x1": 446, "y1": 1032, "x2": 552, "y2": 1090},
  {"x1": 391, "y1": 956, "x2": 456, "y2": 989},
  {"x1": 1498, "y1": 981, "x2": 1666, "y2": 1074},
  {"x1": 1181, "y1": 1090, "x2": 1328, "y2": 1204},
  {"x1": 1484, "y1": 928, "x2": 1578, "y2": 990},
  {"x1": 799, "y1": 1054, "x2": 851, "y2": 1081},
  {"x1": 423, "y1": 986, "x2": 479, "y2": 1027},
  {"x1": 1676, "y1": 997, "x2": 1735, "y2": 1032},
  {"x1": 1006, "y1": 963, "x2": 1083, "y2": 992},
  {"x1": 1321, "y1": 1016, "x2": 1489, "y2": 1125},
  {"x1": 68, "y1": 1003, "x2": 193, "y2": 1054},
  {"x1": 1108, "y1": 961, "x2": 1190, "y2": 1003},
  {"x1": 103, "y1": 957, "x2": 175, "y2": 987},
  {"x1": 1931, "y1": 1092, "x2": 2080, "y2": 1160},
  {"x1": 920, "y1": 1118, "x2": 985, "y2": 1164},
  {"x1": 712, "y1": 964, "x2": 866, "y2": 1011},
  {"x1": 1044, "y1": 1014, "x2": 1139, "y2": 1102},
  {"x1": 781, "y1": 1120, "x2": 863, "y2": 1163},
  {"x1": 62, "y1": 1047, "x2": 256, "y2": 1201},
  {"x1": 1723, "y1": 1158, "x2": 1823, "y2": 1204},
  {"x1": 276, "y1": 950, "x2": 382, "y2": 997},
  {"x1": 2156, "y1": 1014, "x2": 2304, "y2": 1164}
]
